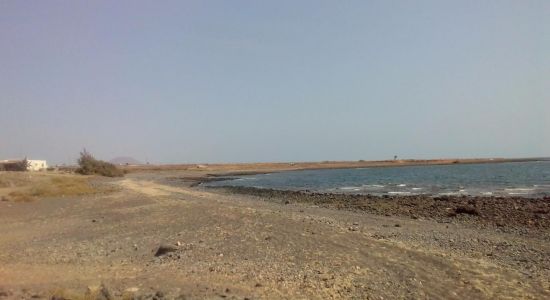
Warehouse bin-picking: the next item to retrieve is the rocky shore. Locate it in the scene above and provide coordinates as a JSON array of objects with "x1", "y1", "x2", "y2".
[{"x1": 209, "y1": 186, "x2": 550, "y2": 231}]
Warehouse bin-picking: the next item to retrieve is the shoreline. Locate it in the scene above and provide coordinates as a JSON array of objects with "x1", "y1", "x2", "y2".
[
  {"x1": 203, "y1": 185, "x2": 550, "y2": 232},
  {"x1": 1, "y1": 171, "x2": 549, "y2": 298}
]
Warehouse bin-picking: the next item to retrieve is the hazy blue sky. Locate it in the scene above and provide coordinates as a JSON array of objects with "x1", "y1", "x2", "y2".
[{"x1": 1, "y1": 1, "x2": 548, "y2": 164}]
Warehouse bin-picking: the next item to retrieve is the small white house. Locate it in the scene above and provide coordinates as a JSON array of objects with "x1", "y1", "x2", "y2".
[{"x1": 27, "y1": 160, "x2": 48, "y2": 171}]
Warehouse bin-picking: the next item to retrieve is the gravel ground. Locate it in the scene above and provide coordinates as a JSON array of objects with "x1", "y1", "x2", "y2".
[{"x1": 0, "y1": 171, "x2": 548, "y2": 299}]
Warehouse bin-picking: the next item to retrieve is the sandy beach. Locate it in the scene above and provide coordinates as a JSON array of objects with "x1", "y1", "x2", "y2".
[{"x1": 0, "y1": 163, "x2": 548, "y2": 299}]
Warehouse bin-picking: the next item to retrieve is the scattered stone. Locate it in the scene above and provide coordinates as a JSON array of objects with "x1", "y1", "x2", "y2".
[
  {"x1": 348, "y1": 226, "x2": 359, "y2": 231},
  {"x1": 394, "y1": 224, "x2": 401, "y2": 227},
  {"x1": 255, "y1": 283, "x2": 263, "y2": 288},
  {"x1": 453, "y1": 206, "x2": 480, "y2": 216},
  {"x1": 154, "y1": 244, "x2": 178, "y2": 257}
]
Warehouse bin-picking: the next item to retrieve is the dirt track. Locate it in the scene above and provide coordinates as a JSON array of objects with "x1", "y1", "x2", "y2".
[{"x1": 0, "y1": 172, "x2": 549, "y2": 299}]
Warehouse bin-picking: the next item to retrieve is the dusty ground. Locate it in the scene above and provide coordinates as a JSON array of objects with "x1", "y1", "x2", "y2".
[{"x1": 0, "y1": 170, "x2": 549, "y2": 299}]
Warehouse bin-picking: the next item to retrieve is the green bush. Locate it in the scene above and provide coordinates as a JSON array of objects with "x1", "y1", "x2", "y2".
[{"x1": 75, "y1": 150, "x2": 124, "y2": 177}]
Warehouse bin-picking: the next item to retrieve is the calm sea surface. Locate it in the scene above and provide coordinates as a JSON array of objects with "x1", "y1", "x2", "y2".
[{"x1": 205, "y1": 161, "x2": 550, "y2": 197}]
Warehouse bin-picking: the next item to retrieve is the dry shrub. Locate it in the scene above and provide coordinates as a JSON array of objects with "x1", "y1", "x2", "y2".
[{"x1": 76, "y1": 149, "x2": 124, "y2": 177}]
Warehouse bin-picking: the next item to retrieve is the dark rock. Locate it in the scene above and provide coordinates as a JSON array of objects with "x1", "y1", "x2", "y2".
[
  {"x1": 154, "y1": 244, "x2": 178, "y2": 257},
  {"x1": 454, "y1": 206, "x2": 480, "y2": 216}
]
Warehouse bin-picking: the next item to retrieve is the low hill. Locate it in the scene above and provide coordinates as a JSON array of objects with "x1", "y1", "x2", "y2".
[{"x1": 109, "y1": 157, "x2": 142, "y2": 165}]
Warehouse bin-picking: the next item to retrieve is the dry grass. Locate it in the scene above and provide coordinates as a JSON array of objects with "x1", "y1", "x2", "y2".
[
  {"x1": 0, "y1": 172, "x2": 34, "y2": 188},
  {"x1": 0, "y1": 172, "x2": 98, "y2": 202}
]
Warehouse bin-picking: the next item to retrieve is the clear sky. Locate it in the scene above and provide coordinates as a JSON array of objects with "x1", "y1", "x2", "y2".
[{"x1": 1, "y1": 1, "x2": 548, "y2": 164}]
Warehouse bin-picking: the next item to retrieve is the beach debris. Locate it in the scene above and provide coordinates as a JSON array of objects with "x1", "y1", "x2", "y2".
[{"x1": 154, "y1": 244, "x2": 178, "y2": 257}]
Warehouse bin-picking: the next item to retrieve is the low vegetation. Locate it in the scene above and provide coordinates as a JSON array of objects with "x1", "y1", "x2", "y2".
[
  {"x1": 75, "y1": 150, "x2": 124, "y2": 177},
  {"x1": 0, "y1": 158, "x2": 28, "y2": 171},
  {"x1": 0, "y1": 172, "x2": 98, "y2": 202}
]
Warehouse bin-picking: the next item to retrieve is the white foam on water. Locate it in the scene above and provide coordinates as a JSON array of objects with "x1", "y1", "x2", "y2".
[
  {"x1": 482, "y1": 192, "x2": 493, "y2": 195},
  {"x1": 388, "y1": 191, "x2": 411, "y2": 195},
  {"x1": 411, "y1": 187, "x2": 423, "y2": 190},
  {"x1": 505, "y1": 188, "x2": 535, "y2": 191},
  {"x1": 236, "y1": 177, "x2": 257, "y2": 181},
  {"x1": 438, "y1": 192, "x2": 461, "y2": 196},
  {"x1": 362, "y1": 184, "x2": 384, "y2": 188},
  {"x1": 397, "y1": 184, "x2": 407, "y2": 187},
  {"x1": 508, "y1": 192, "x2": 529, "y2": 195},
  {"x1": 339, "y1": 186, "x2": 361, "y2": 191}
]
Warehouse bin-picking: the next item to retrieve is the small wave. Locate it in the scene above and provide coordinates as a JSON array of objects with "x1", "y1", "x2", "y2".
[
  {"x1": 397, "y1": 184, "x2": 407, "y2": 187},
  {"x1": 438, "y1": 192, "x2": 461, "y2": 196},
  {"x1": 482, "y1": 192, "x2": 493, "y2": 195},
  {"x1": 388, "y1": 191, "x2": 411, "y2": 195},
  {"x1": 504, "y1": 188, "x2": 534, "y2": 191},
  {"x1": 362, "y1": 184, "x2": 384, "y2": 188},
  {"x1": 508, "y1": 192, "x2": 529, "y2": 195},
  {"x1": 411, "y1": 187, "x2": 423, "y2": 190},
  {"x1": 235, "y1": 177, "x2": 257, "y2": 181},
  {"x1": 339, "y1": 186, "x2": 361, "y2": 190}
]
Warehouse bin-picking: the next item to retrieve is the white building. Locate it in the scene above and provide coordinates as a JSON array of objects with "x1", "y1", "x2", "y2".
[{"x1": 27, "y1": 160, "x2": 48, "y2": 171}]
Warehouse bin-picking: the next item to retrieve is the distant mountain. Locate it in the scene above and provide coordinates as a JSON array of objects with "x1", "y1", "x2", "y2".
[{"x1": 109, "y1": 157, "x2": 142, "y2": 165}]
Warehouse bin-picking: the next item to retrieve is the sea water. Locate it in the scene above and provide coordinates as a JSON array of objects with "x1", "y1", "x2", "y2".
[{"x1": 204, "y1": 161, "x2": 550, "y2": 197}]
